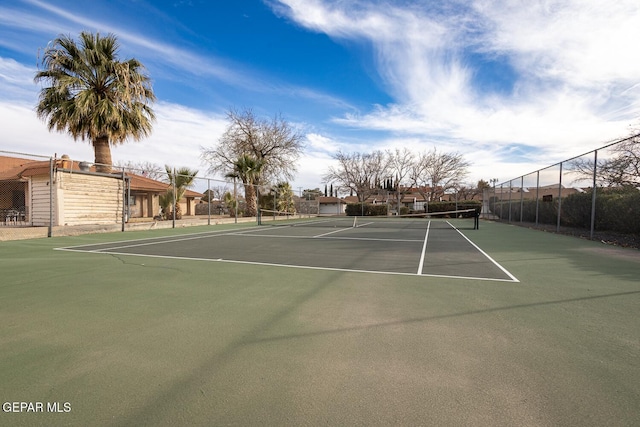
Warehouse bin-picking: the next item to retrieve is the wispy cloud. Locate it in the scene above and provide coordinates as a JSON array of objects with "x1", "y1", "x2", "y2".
[
  {"x1": 273, "y1": 0, "x2": 640, "y2": 159},
  {"x1": 0, "y1": 0, "x2": 357, "y2": 187},
  {"x1": 4, "y1": 0, "x2": 350, "y2": 107},
  {"x1": 0, "y1": 58, "x2": 37, "y2": 101},
  {"x1": 18, "y1": 0, "x2": 248, "y2": 86}
]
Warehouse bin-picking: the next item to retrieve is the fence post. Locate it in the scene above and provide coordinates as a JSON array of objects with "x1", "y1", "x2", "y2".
[
  {"x1": 499, "y1": 184, "x2": 503, "y2": 219},
  {"x1": 256, "y1": 185, "x2": 260, "y2": 223},
  {"x1": 234, "y1": 176, "x2": 238, "y2": 224},
  {"x1": 121, "y1": 168, "x2": 126, "y2": 232},
  {"x1": 590, "y1": 150, "x2": 598, "y2": 240},
  {"x1": 508, "y1": 181, "x2": 512, "y2": 222},
  {"x1": 172, "y1": 168, "x2": 176, "y2": 229},
  {"x1": 48, "y1": 157, "x2": 54, "y2": 238},
  {"x1": 207, "y1": 178, "x2": 211, "y2": 226},
  {"x1": 519, "y1": 176, "x2": 524, "y2": 223},
  {"x1": 535, "y1": 171, "x2": 540, "y2": 227},
  {"x1": 557, "y1": 162, "x2": 563, "y2": 232}
]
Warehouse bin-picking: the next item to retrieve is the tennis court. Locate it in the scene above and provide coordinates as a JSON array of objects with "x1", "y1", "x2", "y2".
[
  {"x1": 1, "y1": 219, "x2": 638, "y2": 426},
  {"x1": 56, "y1": 212, "x2": 516, "y2": 282}
]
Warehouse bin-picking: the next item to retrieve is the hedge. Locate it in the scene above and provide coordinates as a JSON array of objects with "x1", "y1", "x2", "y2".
[
  {"x1": 345, "y1": 203, "x2": 388, "y2": 216},
  {"x1": 490, "y1": 187, "x2": 640, "y2": 233}
]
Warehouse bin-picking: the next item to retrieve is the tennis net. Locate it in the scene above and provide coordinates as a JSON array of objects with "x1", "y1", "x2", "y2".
[{"x1": 258, "y1": 209, "x2": 479, "y2": 230}]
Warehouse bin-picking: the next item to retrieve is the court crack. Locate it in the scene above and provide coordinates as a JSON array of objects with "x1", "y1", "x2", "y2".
[{"x1": 106, "y1": 253, "x2": 185, "y2": 272}]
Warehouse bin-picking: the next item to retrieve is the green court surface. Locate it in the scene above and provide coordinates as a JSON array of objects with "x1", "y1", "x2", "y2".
[{"x1": 0, "y1": 220, "x2": 638, "y2": 426}]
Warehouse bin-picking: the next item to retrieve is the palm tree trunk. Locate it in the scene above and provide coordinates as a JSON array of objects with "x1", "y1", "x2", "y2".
[
  {"x1": 93, "y1": 136, "x2": 112, "y2": 173},
  {"x1": 245, "y1": 184, "x2": 257, "y2": 217}
]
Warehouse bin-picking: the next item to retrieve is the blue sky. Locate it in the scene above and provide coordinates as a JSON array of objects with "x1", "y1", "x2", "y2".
[{"x1": 1, "y1": 0, "x2": 639, "y2": 192}]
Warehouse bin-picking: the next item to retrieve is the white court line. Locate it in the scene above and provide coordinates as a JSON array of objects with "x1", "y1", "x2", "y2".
[
  {"x1": 416, "y1": 221, "x2": 431, "y2": 275},
  {"x1": 314, "y1": 227, "x2": 359, "y2": 238},
  {"x1": 53, "y1": 248, "x2": 519, "y2": 282},
  {"x1": 229, "y1": 232, "x2": 421, "y2": 243},
  {"x1": 56, "y1": 228, "x2": 264, "y2": 253},
  {"x1": 355, "y1": 221, "x2": 374, "y2": 227},
  {"x1": 54, "y1": 225, "x2": 265, "y2": 250},
  {"x1": 451, "y1": 225, "x2": 520, "y2": 283}
]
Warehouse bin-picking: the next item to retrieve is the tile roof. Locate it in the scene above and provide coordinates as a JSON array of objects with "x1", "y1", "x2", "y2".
[
  {"x1": 0, "y1": 156, "x2": 50, "y2": 180},
  {"x1": 0, "y1": 155, "x2": 203, "y2": 197}
]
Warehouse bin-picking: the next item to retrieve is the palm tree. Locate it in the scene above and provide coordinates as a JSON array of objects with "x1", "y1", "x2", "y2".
[
  {"x1": 34, "y1": 32, "x2": 155, "y2": 173},
  {"x1": 158, "y1": 191, "x2": 173, "y2": 220},
  {"x1": 273, "y1": 182, "x2": 296, "y2": 213},
  {"x1": 165, "y1": 166, "x2": 198, "y2": 219},
  {"x1": 224, "y1": 155, "x2": 265, "y2": 217},
  {"x1": 229, "y1": 155, "x2": 263, "y2": 217},
  {"x1": 223, "y1": 191, "x2": 238, "y2": 217}
]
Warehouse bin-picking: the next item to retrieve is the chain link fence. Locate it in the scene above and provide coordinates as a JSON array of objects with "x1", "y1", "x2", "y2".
[
  {"x1": 483, "y1": 134, "x2": 640, "y2": 247},
  {"x1": 0, "y1": 150, "x2": 322, "y2": 241},
  {"x1": 0, "y1": 151, "x2": 55, "y2": 240}
]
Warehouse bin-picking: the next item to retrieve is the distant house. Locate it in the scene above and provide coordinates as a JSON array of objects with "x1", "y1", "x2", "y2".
[
  {"x1": 0, "y1": 155, "x2": 202, "y2": 227},
  {"x1": 317, "y1": 196, "x2": 347, "y2": 215},
  {"x1": 126, "y1": 173, "x2": 202, "y2": 220},
  {"x1": 490, "y1": 184, "x2": 584, "y2": 202}
]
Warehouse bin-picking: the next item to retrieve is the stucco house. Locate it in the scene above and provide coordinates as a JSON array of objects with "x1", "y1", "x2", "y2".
[{"x1": 0, "y1": 155, "x2": 201, "y2": 227}]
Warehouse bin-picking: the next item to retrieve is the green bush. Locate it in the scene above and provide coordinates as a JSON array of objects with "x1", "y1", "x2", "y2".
[
  {"x1": 595, "y1": 187, "x2": 640, "y2": 233},
  {"x1": 490, "y1": 187, "x2": 640, "y2": 233},
  {"x1": 345, "y1": 203, "x2": 388, "y2": 216}
]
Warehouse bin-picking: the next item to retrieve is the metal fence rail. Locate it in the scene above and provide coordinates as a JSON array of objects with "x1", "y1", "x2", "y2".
[
  {"x1": 0, "y1": 150, "x2": 317, "y2": 240},
  {"x1": 484, "y1": 134, "x2": 640, "y2": 246}
]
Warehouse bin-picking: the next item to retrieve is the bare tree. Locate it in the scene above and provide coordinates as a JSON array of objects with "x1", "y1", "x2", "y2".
[
  {"x1": 201, "y1": 108, "x2": 305, "y2": 184},
  {"x1": 386, "y1": 148, "x2": 415, "y2": 213},
  {"x1": 116, "y1": 160, "x2": 164, "y2": 180},
  {"x1": 201, "y1": 108, "x2": 304, "y2": 216},
  {"x1": 201, "y1": 186, "x2": 229, "y2": 202},
  {"x1": 569, "y1": 134, "x2": 640, "y2": 187},
  {"x1": 323, "y1": 150, "x2": 388, "y2": 202},
  {"x1": 457, "y1": 180, "x2": 490, "y2": 201},
  {"x1": 410, "y1": 148, "x2": 470, "y2": 202}
]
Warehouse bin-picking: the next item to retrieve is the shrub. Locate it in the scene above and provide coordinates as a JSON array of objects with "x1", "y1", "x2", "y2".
[
  {"x1": 492, "y1": 187, "x2": 640, "y2": 233},
  {"x1": 345, "y1": 203, "x2": 388, "y2": 216}
]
